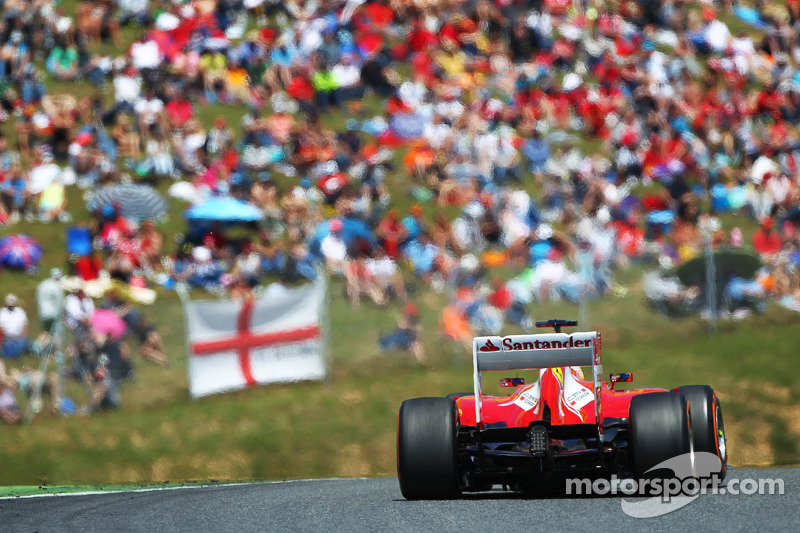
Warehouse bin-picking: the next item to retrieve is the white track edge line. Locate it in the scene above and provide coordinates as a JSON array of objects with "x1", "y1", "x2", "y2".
[{"x1": 0, "y1": 477, "x2": 370, "y2": 500}]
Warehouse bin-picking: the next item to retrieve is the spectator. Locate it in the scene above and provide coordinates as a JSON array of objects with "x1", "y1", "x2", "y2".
[
  {"x1": 1, "y1": 360, "x2": 60, "y2": 414},
  {"x1": 753, "y1": 217, "x2": 782, "y2": 257},
  {"x1": 378, "y1": 303, "x2": 424, "y2": 363},
  {"x1": 36, "y1": 268, "x2": 65, "y2": 333},
  {"x1": 83, "y1": 350, "x2": 121, "y2": 414},
  {"x1": 0, "y1": 295, "x2": 29, "y2": 359},
  {"x1": 101, "y1": 291, "x2": 168, "y2": 366},
  {"x1": 365, "y1": 245, "x2": 406, "y2": 303},
  {"x1": 320, "y1": 218, "x2": 349, "y2": 274},
  {"x1": 64, "y1": 289, "x2": 94, "y2": 336},
  {"x1": 0, "y1": 378, "x2": 21, "y2": 424},
  {"x1": 46, "y1": 38, "x2": 79, "y2": 81}
]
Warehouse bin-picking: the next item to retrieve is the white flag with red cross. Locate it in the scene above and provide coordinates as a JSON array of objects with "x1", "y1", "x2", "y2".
[{"x1": 183, "y1": 280, "x2": 328, "y2": 398}]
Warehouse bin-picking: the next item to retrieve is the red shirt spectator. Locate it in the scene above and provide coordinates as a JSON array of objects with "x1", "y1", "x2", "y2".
[
  {"x1": 488, "y1": 282, "x2": 513, "y2": 310},
  {"x1": 377, "y1": 209, "x2": 407, "y2": 259},
  {"x1": 753, "y1": 218, "x2": 782, "y2": 256},
  {"x1": 166, "y1": 95, "x2": 194, "y2": 129},
  {"x1": 75, "y1": 254, "x2": 103, "y2": 281},
  {"x1": 287, "y1": 76, "x2": 314, "y2": 102}
]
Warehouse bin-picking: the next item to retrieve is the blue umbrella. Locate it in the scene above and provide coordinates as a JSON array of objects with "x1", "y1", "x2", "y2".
[
  {"x1": 185, "y1": 197, "x2": 264, "y2": 222},
  {"x1": 0, "y1": 234, "x2": 43, "y2": 268}
]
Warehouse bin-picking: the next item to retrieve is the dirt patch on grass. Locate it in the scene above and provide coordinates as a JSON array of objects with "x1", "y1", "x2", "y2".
[
  {"x1": 728, "y1": 418, "x2": 774, "y2": 467},
  {"x1": 150, "y1": 457, "x2": 173, "y2": 481},
  {"x1": 370, "y1": 435, "x2": 395, "y2": 477},
  {"x1": 336, "y1": 443, "x2": 371, "y2": 477},
  {"x1": 341, "y1": 389, "x2": 365, "y2": 404},
  {"x1": 129, "y1": 430, "x2": 147, "y2": 449},
  {"x1": 188, "y1": 451, "x2": 252, "y2": 480},
  {"x1": 783, "y1": 405, "x2": 800, "y2": 439},
  {"x1": 725, "y1": 380, "x2": 792, "y2": 404},
  {"x1": 159, "y1": 421, "x2": 182, "y2": 445},
  {"x1": 192, "y1": 419, "x2": 221, "y2": 437}
]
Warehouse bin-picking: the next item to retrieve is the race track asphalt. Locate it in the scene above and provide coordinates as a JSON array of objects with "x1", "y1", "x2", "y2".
[{"x1": 0, "y1": 468, "x2": 795, "y2": 532}]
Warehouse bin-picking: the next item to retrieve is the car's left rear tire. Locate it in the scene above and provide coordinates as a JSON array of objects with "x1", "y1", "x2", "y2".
[
  {"x1": 397, "y1": 397, "x2": 462, "y2": 500},
  {"x1": 629, "y1": 391, "x2": 694, "y2": 480},
  {"x1": 445, "y1": 392, "x2": 473, "y2": 400}
]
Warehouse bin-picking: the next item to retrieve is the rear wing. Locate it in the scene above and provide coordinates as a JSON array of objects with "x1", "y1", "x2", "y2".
[{"x1": 472, "y1": 332, "x2": 602, "y2": 426}]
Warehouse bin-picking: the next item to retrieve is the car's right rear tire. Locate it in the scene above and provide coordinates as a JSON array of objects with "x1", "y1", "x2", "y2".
[
  {"x1": 397, "y1": 397, "x2": 461, "y2": 500},
  {"x1": 677, "y1": 385, "x2": 727, "y2": 480},
  {"x1": 629, "y1": 391, "x2": 694, "y2": 480}
]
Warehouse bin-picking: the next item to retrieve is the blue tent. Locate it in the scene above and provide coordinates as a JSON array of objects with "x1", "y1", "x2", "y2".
[{"x1": 185, "y1": 197, "x2": 264, "y2": 222}]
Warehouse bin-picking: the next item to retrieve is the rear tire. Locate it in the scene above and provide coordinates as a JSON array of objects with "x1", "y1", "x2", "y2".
[
  {"x1": 629, "y1": 392, "x2": 694, "y2": 480},
  {"x1": 397, "y1": 397, "x2": 462, "y2": 500},
  {"x1": 677, "y1": 385, "x2": 727, "y2": 479}
]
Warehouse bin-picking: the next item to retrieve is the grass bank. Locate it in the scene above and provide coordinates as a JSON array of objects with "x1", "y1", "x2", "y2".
[{"x1": 0, "y1": 270, "x2": 798, "y2": 485}]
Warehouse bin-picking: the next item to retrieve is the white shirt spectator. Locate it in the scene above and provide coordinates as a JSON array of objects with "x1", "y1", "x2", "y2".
[
  {"x1": 423, "y1": 121, "x2": 451, "y2": 150},
  {"x1": 435, "y1": 100, "x2": 466, "y2": 121},
  {"x1": 119, "y1": 0, "x2": 149, "y2": 16},
  {"x1": 366, "y1": 256, "x2": 397, "y2": 278},
  {"x1": 29, "y1": 163, "x2": 61, "y2": 195},
  {"x1": 766, "y1": 175, "x2": 792, "y2": 205},
  {"x1": 297, "y1": 20, "x2": 324, "y2": 57},
  {"x1": 64, "y1": 294, "x2": 94, "y2": 331},
  {"x1": 705, "y1": 20, "x2": 732, "y2": 52},
  {"x1": 0, "y1": 306, "x2": 28, "y2": 337},
  {"x1": 134, "y1": 96, "x2": 164, "y2": 125},
  {"x1": 452, "y1": 216, "x2": 487, "y2": 252},
  {"x1": 731, "y1": 36, "x2": 755, "y2": 58},
  {"x1": 399, "y1": 80, "x2": 427, "y2": 110},
  {"x1": 501, "y1": 209, "x2": 530, "y2": 247},
  {"x1": 130, "y1": 40, "x2": 162, "y2": 70},
  {"x1": 331, "y1": 63, "x2": 360, "y2": 87},
  {"x1": 184, "y1": 133, "x2": 207, "y2": 153},
  {"x1": 114, "y1": 73, "x2": 142, "y2": 104},
  {"x1": 36, "y1": 278, "x2": 64, "y2": 321},
  {"x1": 320, "y1": 233, "x2": 347, "y2": 262}
]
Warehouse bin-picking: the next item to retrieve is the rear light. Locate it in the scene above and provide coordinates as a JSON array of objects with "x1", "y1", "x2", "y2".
[
  {"x1": 528, "y1": 425, "x2": 549, "y2": 456},
  {"x1": 500, "y1": 377, "x2": 525, "y2": 387}
]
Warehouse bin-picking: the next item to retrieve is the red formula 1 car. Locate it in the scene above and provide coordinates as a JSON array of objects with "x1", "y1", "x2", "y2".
[{"x1": 397, "y1": 320, "x2": 728, "y2": 499}]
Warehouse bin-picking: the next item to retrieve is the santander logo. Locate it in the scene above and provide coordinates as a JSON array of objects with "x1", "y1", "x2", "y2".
[{"x1": 479, "y1": 339, "x2": 501, "y2": 352}]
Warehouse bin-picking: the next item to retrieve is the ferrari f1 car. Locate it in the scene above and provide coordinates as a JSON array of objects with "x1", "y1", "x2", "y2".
[{"x1": 397, "y1": 320, "x2": 727, "y2": 499}]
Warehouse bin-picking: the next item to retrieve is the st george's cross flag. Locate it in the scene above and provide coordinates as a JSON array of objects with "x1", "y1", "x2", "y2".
[{"x1": 183, "y1": 279, "x2": 327, "y2": 398}]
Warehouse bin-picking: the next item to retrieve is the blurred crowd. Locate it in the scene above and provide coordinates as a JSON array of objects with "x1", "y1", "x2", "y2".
[
  {"x1": 0, "y1": 268, "x2": 167, "y2": 421},
  {"x1": 3, "y1": 0, "x2": 800, "y2": 411}
]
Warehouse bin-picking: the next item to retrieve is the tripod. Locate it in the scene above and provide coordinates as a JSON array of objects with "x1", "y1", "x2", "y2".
[{"x1": 22, "y1": 317, "x2": 67, "y2": 423}]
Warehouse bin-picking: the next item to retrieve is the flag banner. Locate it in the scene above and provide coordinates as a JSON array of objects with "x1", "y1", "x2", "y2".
[{"x1": 183, "y1": 279, "x2": 328, "y2": 398}]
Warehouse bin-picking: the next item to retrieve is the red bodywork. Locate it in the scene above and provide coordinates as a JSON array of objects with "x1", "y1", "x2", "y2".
[{"x1": 456, "y1": 367, "x2": 665, "y2": 428}]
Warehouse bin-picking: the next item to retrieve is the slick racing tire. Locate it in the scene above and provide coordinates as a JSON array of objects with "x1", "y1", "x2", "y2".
[
  {"x1": 629, "y1": 391, "x2": 694, "y2": 480},
  {"x1": 397, "y1": 397, "x2": 462, "y2": 500},
  {"x1": 677, "y1": 385, "x2": 727, "y2": 480}
]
